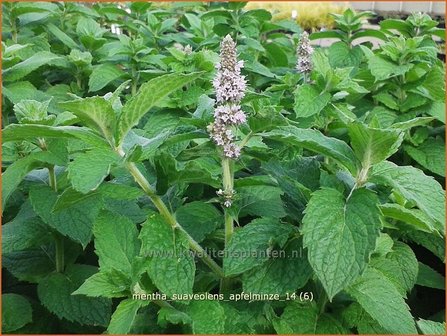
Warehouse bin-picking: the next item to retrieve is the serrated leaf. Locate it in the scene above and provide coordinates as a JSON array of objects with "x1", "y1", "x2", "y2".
[
  {"x1": 89, "y1": 63, "x2": 124, "y2": 92},
  {"x1": 406, "y1": 231, "x2": 445, "y2": 262},
  {"x1": 47, "y1": 23, "x2": 78, "y2": 49},
  {"x1": 2, "y1": 241, "x2": 81, "y2": 283},
  {"x1": 93, "y1": 211, "x2": 140, "y2": 274},
  {"x1": 37, "y1": 264, "x2": 112, "y2": 326},
  {"x1": 3, "y1": 51, "x2": 61, "y2": 82},
  {"x1": 2, "y1": 124, "x2": 109, "y2": 148},
  {"x1": 29, "y1": 185, "x2": 103, "y2": 247},
  {"x1": 73, "y1": 269, "x2": 130, "y2": 298},
  {"x1": 267, "y1": 126, "x2": 360, "y2": 174},
  {"x1": 52, "y1": 187, "x2": 100, "y2": 212},
  {"x1": 373, "y1": 233, "x2": 394, "y2": 257},
  {"x1": 274, "y1": 302, "x2": 348, "y2": 334},
  {"x1": 294, "y1": 84, "x2": 331, "y2": 118},
  {"x1": 2, "y1": 294, "x2": 33, "y2": 332},
  {"x1": 2, "y1": 154, "x2": 44, "y2": 211},
  {"x1": 237, "y1": 184, "x2": 287, "y2": 219},
  {"x1": 302, "y1": 188, "x2": 381, "y2": 300},
  {"x1": 97, "y1": 182, "x2": 144, "y2": 200},
  {"x1": 139, "y1": 214, "x2": 195, "y2": 298},
  {"x1": 68, "y1": 148, "x2": 120, "y2": 194},
  {"x1": 416, "y1": 262, "x2": 445, "y2": 290},
  {"x1": 242, "y1": 238, "x2": 312, "y2": 295},
  {"x1": 117, "y1": 72, "x2": 200, "y2": 144},
  {"x1": 224, "y1": 218, "x2": 294, "y2": 276},
  {"x1": 176, "y1": 201, "x2": 222, "y2": 243},
  {"x1": 371, "y1": 242, "x2": 418, "y2": 296},
  {"x1": 342, "y1": 303, "x2": 388, "y2": 334},
  {"x1": 107, "y1": 299, "x2": 147, "y2": 334},
  {"x1": 346, "y1": 267, "x2": 417, "y2": 334},
  {"x1": 188, "y1": 300, "x2": 225, "y2": 334},
  {"x1": 348, "y1": 121, "x2": 404, "y2": 167},
  {"x1": 371, "y1": 161, "x2": 445, "y2": 231},
  {"x1": 380, "y1": 203, "x2": 438, "y2": 233},
  {"x1": 158, "y1": 306, "x2": 192, "y2": 328},
  {"x1": 417, "y1": 319, "x2": 446, "y2": 335},
  {"x1": 367, "y1": 55, "x2": 412, "y2": 81},
  {"x1": 405, "y1": 138, "x2": 445, "y2": 177},
  {"x1": 329, "y1": 42, "x2": 363, "y2": 68},
  {"x1": 59, "y1": 97, "x2": 117, "y2": 143},
  {"x1": 2, "y1": 218, "x2": 51, "y2": 254}
]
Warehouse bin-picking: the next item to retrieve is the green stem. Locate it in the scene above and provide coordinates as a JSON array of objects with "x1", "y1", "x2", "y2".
[
  {"x1": 239, "y1": 131, "x2": 253, "y2": 150},
  {"x1": 131, "y1": 65, "x2": 139, "y2": 96},
  {"x1": 222, "y1": 158, "x2": 233, "y2": 245},
  {"x1": 220, "y1": 157, "x2": 234, "y2": 292},
  {"x1": 123, "y1": 159, "x2": 224, "y2": 278},
  {"x1": 48, "y1": 165, "x2": 64, "y2": 273}
]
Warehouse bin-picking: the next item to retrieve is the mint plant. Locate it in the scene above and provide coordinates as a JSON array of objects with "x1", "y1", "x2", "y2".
[{"x1": 2, "y1": 2, "x2": 445, "y2": 335}]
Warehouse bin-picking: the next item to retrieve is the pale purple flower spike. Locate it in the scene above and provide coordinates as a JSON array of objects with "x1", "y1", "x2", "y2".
[
  {"x1": 208, "y1": 34, "x2": 247, "y2": 159},
  {"x1": 296, "y1": 31, "x2": 314, "y2": 75}
]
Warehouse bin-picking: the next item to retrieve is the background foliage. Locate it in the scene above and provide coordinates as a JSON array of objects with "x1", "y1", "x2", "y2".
[{"x1": 1, "y1": 1, "x2": 446, "y2": 335}]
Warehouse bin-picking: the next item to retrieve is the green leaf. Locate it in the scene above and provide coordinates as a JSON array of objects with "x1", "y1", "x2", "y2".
[
  {"x1": 176, "y1": 201, "x2": 222, "y2": 243},
  {"x1": 89, "y1": 63, "x2": 124, "y2": 92},
  {"x1": 416, "y1": 262, "x2": 445, "y2": 290},
  {"x1": 405, "y1": 138, "x2": 445, "y2": 177},
  {"x1": 2, "y1": 294, "x2": 33, "y2": 332},
  {"x1": 73, "y1": 269, "x2": 130, "y2": 298},
  {"x1": 37, "y1": 264, "x2": 112, "y2": 326},
  {"x1": 139, "y1": 214, "x2": 195, "y2": 298},
  {"x1": 371, "y1": 242, "x2": 418, "y2": 296},
  {"x1": 373, "y1": 233, "x2": 394, "y2": 257},
  {"x1": 347, "y1": 267, "x2": 417, "y2": 334},
  {"x1": 158, "y1": 306, "x2": 192, "y2": 328},
  {"x1": 391, "y1": 116, "x2": 435, "y2": 130},
  {"x1": 117, "y1": 72, "x2": 200, "y2": 144},
  {"x1": 348, "y1": 122, "x2": 404, "y2": 168},
  {"x1": 97, "y1": 182, "x2": 144, "y2": 200},
  {"x1": 59, "y1": 97, "x2": 117, "y2": 143},
  {"x1": 47, "y1": 23, "x2": 78, "y2": 49},
  {"x1": 267, "y1": 126, "x2": 360, "y2": 174},
  {"x1": 14, "y1": 99, "x2": 54, "y2": 124},
  {"x1": 30, "y1": 185, "x2": 103, "y2": 247},
  {"x1": 3, "y1": 240, "x2": 81, "y2": 283},
  {"x1": 3, "y1": 51, "x2": 61, "y2": 82},
  {"x1": 417, "y1": 319, "x2": 446, "y2": 335},
  {"x1": 107, "y1": 299, "x2": 147, "y2": 334},
  {"x1": 406, "y1": 231, "x2": 445, "y2": 262},
  {"x1": 236, "y1": 184, "x2": 287, "y2": 219},
  {"x1": 2, "y1": 124, "x2": 109, "y2": 148},
  {"x1": 371, "y1": 161, "x2": 445, "y2": 230},
  {"x1": 242, "y1": 238, "x2": 312, "y2": 295},
  {"x1": 367, "y1": 55, "x2": 412, "y2": 81},
  {"x1": 380, "y1": 203, "x2": 438, "y2": 233},
  {"x1": 224, "y1": 218, "x2": 294, "y2": 276},
  {"x1": 93, "y1": 211, "x2": 140, "y2": 274},
  {"x1": 2, "y1": 154, "x2": 43, "y2": 211},
  {"x1": 2, "y1": 218, "x2": 51, "y2": 254},
  {"x1": 68, "y1": 148, "x2": 120, "y2": 194},
  {"x1": 294, "y1": 84, "x2": 331, "y2": 118},
  {"x1": 302, "y1": 188, "x2": 381, "y2": 300},
  {"x1": 188, "y1": 300, "x2": 225, "y2": 334},
  {"x1": 426, "y1": 101, "x2": 445, "y2": 123},
  {"x1": 342, "y1": 302, "x2": 388, "y2": 334},
  {"x1": 328, "y1": 42, "x2": 363, "y2": 68},
  {"x1": 274, "y1": 302, "x2": 348, "y2": 334},
  {"x1": 52, "y1": 187, "x2": 100, "y2": 212}
]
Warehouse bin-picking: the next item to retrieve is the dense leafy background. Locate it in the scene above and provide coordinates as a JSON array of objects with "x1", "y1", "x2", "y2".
[{"x1": 1, "y1": 2, "x2": 446, "y2": 335}]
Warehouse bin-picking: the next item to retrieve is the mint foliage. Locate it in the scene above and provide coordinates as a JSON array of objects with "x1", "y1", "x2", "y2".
[{"x1": 1, "y1": 3, "x2": 445, "y2": 334}]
